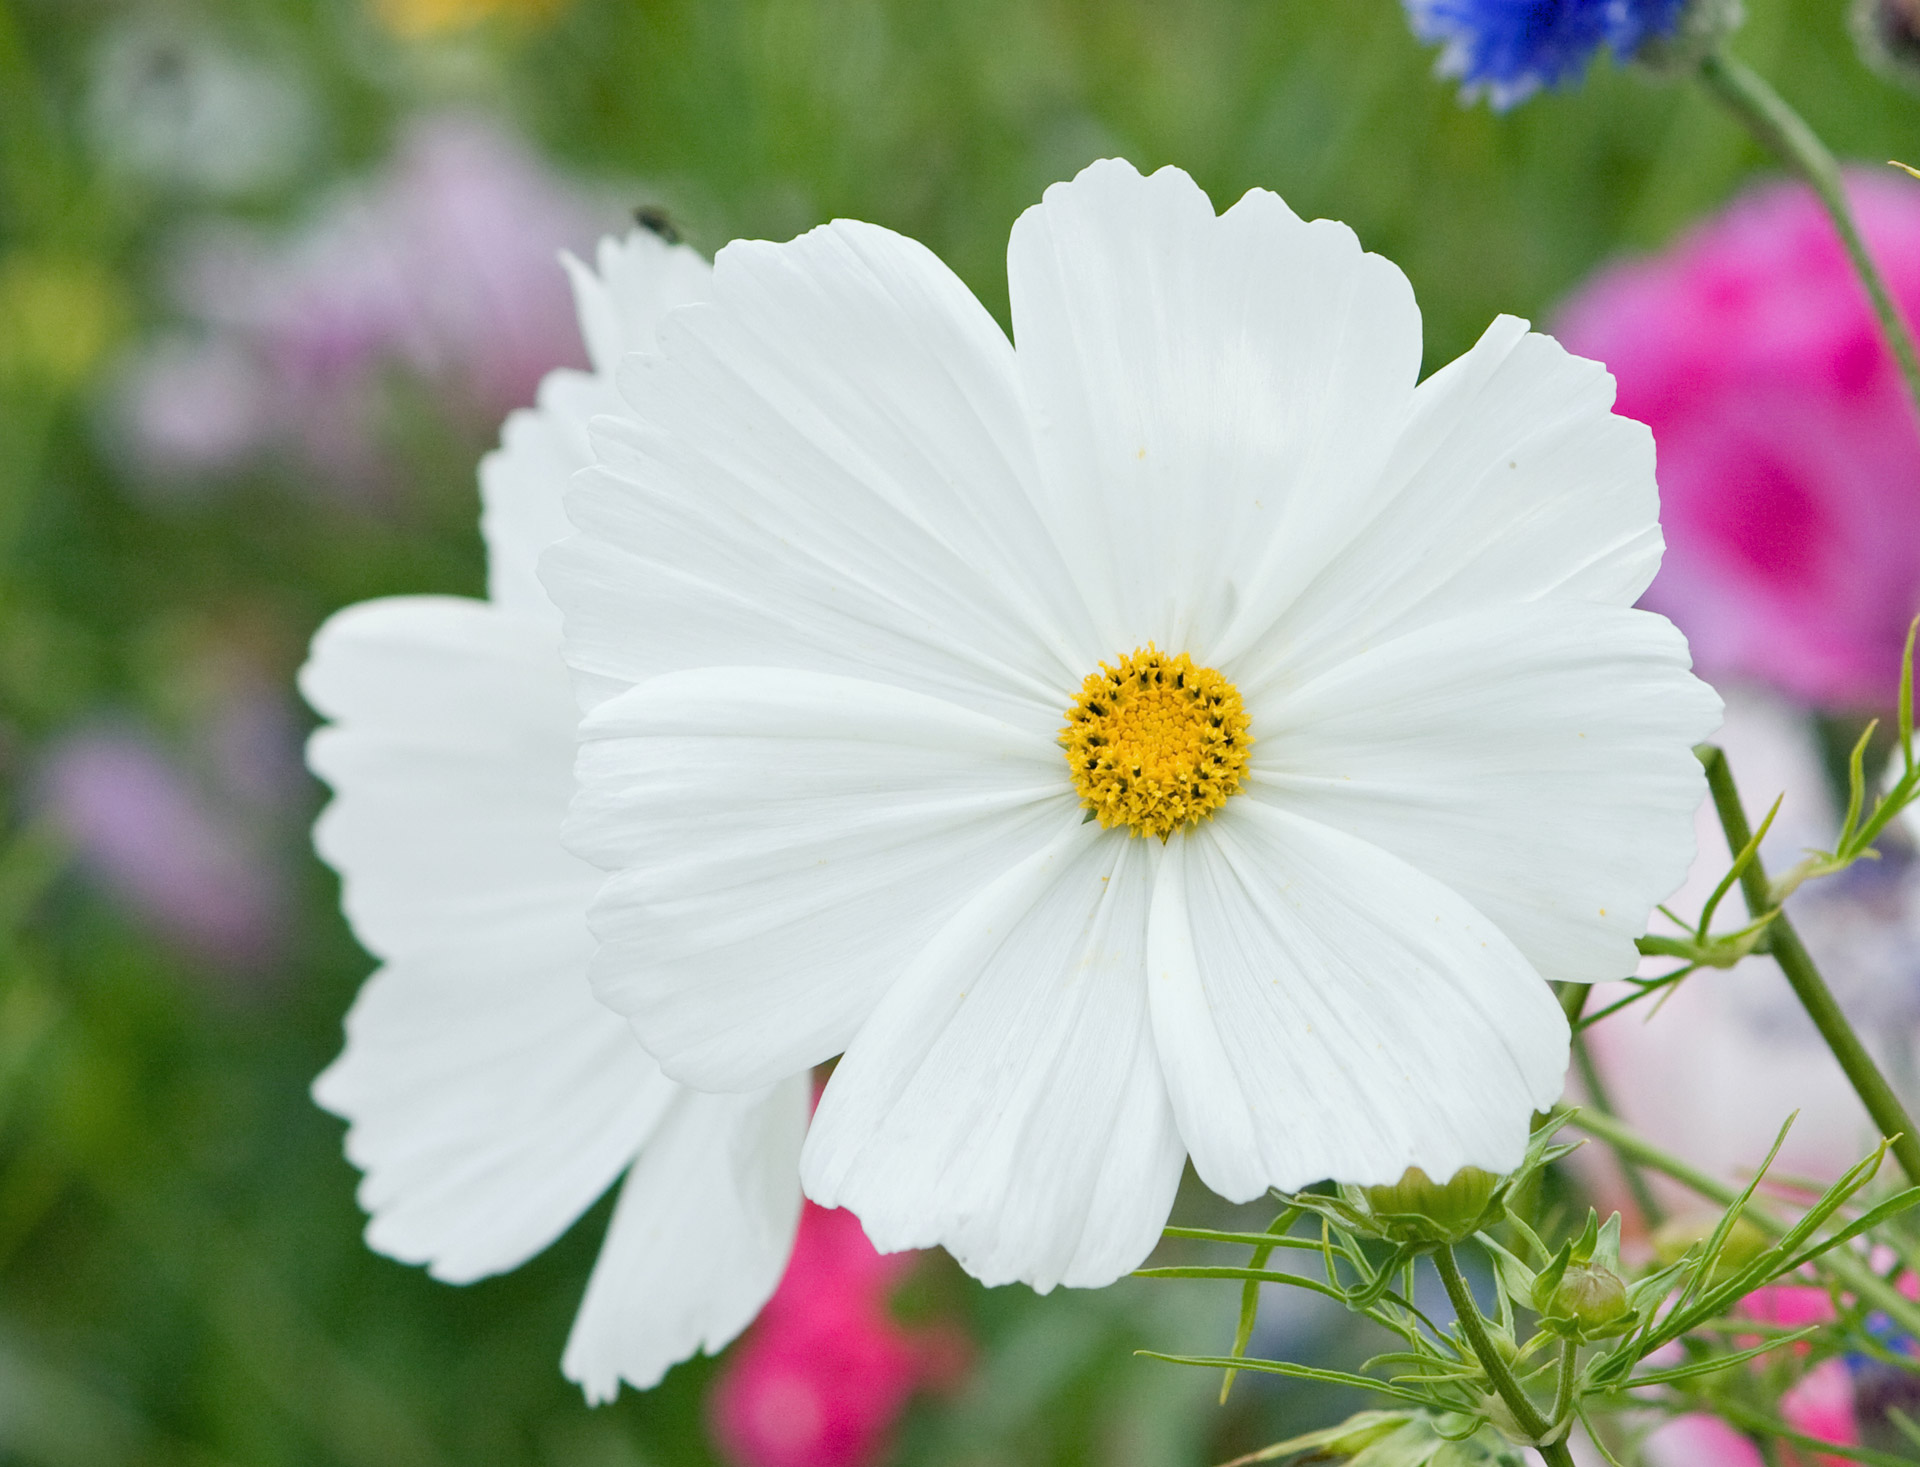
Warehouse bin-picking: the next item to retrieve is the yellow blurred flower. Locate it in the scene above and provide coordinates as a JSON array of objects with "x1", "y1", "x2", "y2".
[
  {"x1": 0, "y1": 255, "x2": 126, "y2": 395},
  {"x1": 372, "y1": 0, "x2": 570, "y2": 40}
]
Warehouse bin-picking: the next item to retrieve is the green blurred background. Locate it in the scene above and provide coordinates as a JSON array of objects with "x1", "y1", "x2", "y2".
[{"x1": 0, "y1": 0, "x2": 1911, "y2": 1463}]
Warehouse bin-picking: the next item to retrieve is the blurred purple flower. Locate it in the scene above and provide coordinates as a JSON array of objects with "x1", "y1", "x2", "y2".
[
  {"x1": 1556, "y1": 171, "x2": 1920, "y2": 711},
  {"x1": 117, "y1": 113, "x2": 623, "y2": 495},
  {"x1": 39, "y1": 726, "x2": 285, "y2": 969}
]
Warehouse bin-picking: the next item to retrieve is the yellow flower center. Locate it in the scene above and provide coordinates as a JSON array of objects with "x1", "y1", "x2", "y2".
[{"x1": 1060, "y1": 647, "x2": 1252, "y2": 840}]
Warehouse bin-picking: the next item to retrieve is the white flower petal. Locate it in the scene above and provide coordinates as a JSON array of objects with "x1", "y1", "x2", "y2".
[
  {"x1": 572, "y1": 668, "x2": 1077, "y2": 1090},
  {"x1": 1005, "y1": 158, "x2": 1422, "y2": 655},
  {"x1": 1149, "y1": 801, "x2": 1568, "y2": 1200},
  {"x1": 304, "y1": 597, "x2": 668, "y2": 1281},
  {"x1": 544, "y1": 216, "x2": 1096, "y2": 720},
  {"x1": 803, "y1": 823, "x2": 1185, "y2": 1292},
  {"x1": 563, "y1": 228, "x2": 715, "y2": 376},
  {"x1": 481, "y1": 232, "x2": 712, "y2": 622},
  {"x1": 1222, "y1": 316, "x2": 1665, "y2": 691},
  {"x1": 1245, "y1": 601, "x2": 1720, "y2": 985},
  {"x1": 563, "y1": 1076, "x2": 809, "y2": 1405},
  {"x1": 479, "y1": 374, "x2": 606, "y2": 622}
]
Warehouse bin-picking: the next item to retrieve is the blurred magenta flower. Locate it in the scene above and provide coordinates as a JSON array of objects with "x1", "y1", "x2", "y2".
[
  {"x1": 1557, "y1": 171, "x2": 1920, "y2": 711},
  {"x1": 1742, "y1": 1284, "x2": 1838, "y2": 1335},
  {"x1": 117, "y1": 114, "x2": 622, "y2": 494},
  {"x1": 38, "y1": 726, "x2": 284, "y2": 968},
  {"x1": 710, "y1": 1203, "x2": 966, "y2": 1467}
]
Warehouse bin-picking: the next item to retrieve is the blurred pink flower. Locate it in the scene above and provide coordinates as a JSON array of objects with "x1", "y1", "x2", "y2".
[
  {"x1": 710, "y1": 1203, "x2": 967, "y2": 1467},
  {"x1": 1643, "y1": 1413, "x2": 1765, "y2": 1467},
  {"x1": 1557, "y1": 171, "x2": 1920, "y2": 710},
  {"x1": 38, "y1": 726, "x2": 285, "y2": 967},
  {"x1": 1781, "y1": 1358, "x2": 1860, "y2": 1466},
  {"x1": 118, "y1": 113, "x2": 622, "y2": 493},
  {"x1": 1742, "y1": 1284, "x2": 1838, "y2": 1334}
]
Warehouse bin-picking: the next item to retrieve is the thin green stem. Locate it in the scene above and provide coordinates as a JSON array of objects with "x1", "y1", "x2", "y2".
[
  {"x1": 1571, "y1": 1107, "x2": 1920, "y2": 1342},
  {"x1": 1433, "y1": 1245, "x2": 1566, "y2": 1456},
  {"x1": 1571, "y1": 1029, "x2": 1665, "y2": 1228},
  {"x1": 1697, "y1": 744, "x2": 1920, "y2": 1186},
  {"x1": 1696, "y1": 51, "x2": 1920, "y2": 430},
  {"x1": 1551, "y1": 1337, "x2": 1578, "y2": 1437},
  {"x1": 1558, "y1": 980, "x2": 1589, "y2": 1028}
]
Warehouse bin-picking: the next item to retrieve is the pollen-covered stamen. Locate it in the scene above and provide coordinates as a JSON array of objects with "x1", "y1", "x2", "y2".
[{"x1": 1060, "y1": 647, "x2": 1252, "y2": 841}]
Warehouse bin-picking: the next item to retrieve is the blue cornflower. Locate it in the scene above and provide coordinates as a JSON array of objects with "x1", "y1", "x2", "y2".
[{"x1": 1406, "y1": 0, "x2": 1690, "y2": 109}]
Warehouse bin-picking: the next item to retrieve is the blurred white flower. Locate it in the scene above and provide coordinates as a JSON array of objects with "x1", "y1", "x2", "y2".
[
  {"x1": 88, "y1": 21, "x2": 313, "y2": 198},
  {"x1": 302, "y1": 227, "x2": 808, "y2": 1403},
  {"x1": 543, "y1": 159, "x2": 1720, "y2": 1292}
]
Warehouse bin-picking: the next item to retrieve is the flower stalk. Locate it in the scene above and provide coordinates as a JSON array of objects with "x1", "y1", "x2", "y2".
[
  {"x1": 1550, "y1": 1338, "x2": 1578, "y2": 1439},
  {"x1": 1433, "y1": 1245, "x2": 1576, "y2": 1465},
  {"x1": 1695, "y1": 49, "x2": 1920, "y2": 429},
  {"x1": 1696, "y1": 743, "x2": 1920, "y2": 1187}
]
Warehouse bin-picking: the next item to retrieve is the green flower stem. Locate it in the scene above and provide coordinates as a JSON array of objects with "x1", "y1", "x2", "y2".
[
  {"x1": 1698, "y1": 744, "x2": 1920, "y2": 1187},
  {"x1": 1696, "y1": 50, "x2": 1920, "y2": 429},
  {"x1": 1571, "y1": 1029, "x2": 1665, "y2": 1228},
  {"x1": 1433, "y1": 1246, "x2": 1575, "y2": 1465},
  {"x1": 1551, "y1": 1338, "x2": 1578, "y2": 1438},
  {"x1": 1572, "y1": 1106, "x2": 1920, "y2": 1342}
]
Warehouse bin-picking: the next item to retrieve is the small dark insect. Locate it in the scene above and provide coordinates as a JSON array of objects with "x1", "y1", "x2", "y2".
[{"x1": 632, "y1": 205, "x2": 682, "y2": 244}]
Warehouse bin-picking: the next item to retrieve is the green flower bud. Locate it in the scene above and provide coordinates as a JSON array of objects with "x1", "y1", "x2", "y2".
[
  {"x1": 1359, "y1": 1166, "x2": 1503, "y2": 1247},
  {"x1": 1550, "y1": 1261, "x2": 1630, "y2": 1331},
  {"x1": 1652, "y1": 1213, "x2": 1769, "y2": 1282}
]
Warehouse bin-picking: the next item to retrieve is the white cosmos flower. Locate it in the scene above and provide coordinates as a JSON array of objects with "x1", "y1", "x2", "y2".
[
  {"x1": 543, "y1": 160, "x2": 1723, "y2": 1293},
  {"x1": 302, "y1": 227, "x2": 810, "y2": 1401}
]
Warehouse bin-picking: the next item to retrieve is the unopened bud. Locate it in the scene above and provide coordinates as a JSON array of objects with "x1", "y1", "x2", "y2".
[
  {"x1": 1652, "y1": 1213, "x2": 1769, "y2": 1281},
  {"x1": 1360, "y1": 1165, "x2": 1502, "y2": 1247},
  {"x1": 1855, "y1": 0, "x2": 1920, "y2": 91},
  {"x1": 1552, "y1": 1261, "x2": 1631, "y2": 1330}
]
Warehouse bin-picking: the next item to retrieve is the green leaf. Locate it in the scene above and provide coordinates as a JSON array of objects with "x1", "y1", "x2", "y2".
[
  {"x1": 1612, "y1": 1327, "x2": 1817, "y2": 1387},
  {"x1": 1133, "y1": 1265, "x2": 1352, "y2": 1307},
  {"x1": 1779, "y1": 1185, "x2": 1920, "y2": 1275},
  {"x1": 1132, "y1": 1351, "x2": 1435, "y2": 1406},
  {"x1": 1219, "y1": 1205, "x2": 1298, "y2": 1405},
  {"x1": 1899, "y1": 613, "x2": 1918, "y2": 772},
  {"x1": 1697, "y1": 792, "x2": 1780, "y2": 938},
  {"x1": 1159, "y1": 1226, "x2": 1323, "y2": 1252}
]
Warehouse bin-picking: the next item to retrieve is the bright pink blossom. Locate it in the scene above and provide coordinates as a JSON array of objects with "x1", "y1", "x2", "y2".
[
  {"x1": 709, "y1": 1203, "x2": 967, "y2": 1467},
  {"x1": 1557, "y1": 171, "x2": 1920, "y2": 710},
  {"x1": 1782, "y1": 1358, "x2": 1861, "y2": 1466},
  {"x1": 1743, "y1": 1284, "x2": 1838, "y2": 1334}
]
